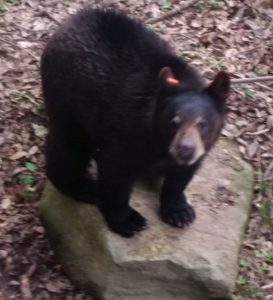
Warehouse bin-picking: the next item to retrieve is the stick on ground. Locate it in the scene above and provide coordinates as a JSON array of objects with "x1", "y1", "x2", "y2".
[
  {"x1": 145, "y1": 0, "x2": 201, "y2": 25},
  {"x1": 231, "y1": 76, "x2": 273, "y2": 84}
]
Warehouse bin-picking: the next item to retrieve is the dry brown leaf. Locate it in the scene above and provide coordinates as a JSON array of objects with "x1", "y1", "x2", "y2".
[
  {"x1": 0, "y1": 250, "x2": 8, "y2": 258},
  {"x1": 45, "y1": 281, "x2": 63, "y2": 293},
  {"x1": 18, "y1": 41, "x2": 33, "y2": 49},
  {"x1": 31, "y1": 124, "x2": 48, "y2": 138},
  {"x1": 9, "y1": 151, "x2": 27, "y2": 160},
  {"x1": 20, "y1": 275, "x2": 32, "y2": 300},
  {"x1": 28, "y1": 146, "x2": 39, "y2": 156},
  {"x1": 1, "y1": 198, "x2": 12, "y2": 209},
  {"x1": 239, "y1": 145, "x2": 245, "y2": 155},
  {"x1": 266, "y1": 115, "x2": 273, "y2": 128},
  {"x1": 190, "y1": 19, "x2": 202, "y2": 28},
  {"x1": 0, "y1": 135, "x2": 4, "y2": 146},
  {"x1": 246, "y1": 141, "x2": 259, "y2": 159}
]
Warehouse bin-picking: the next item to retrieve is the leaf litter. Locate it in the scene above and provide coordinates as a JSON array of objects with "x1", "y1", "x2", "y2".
[{"x1": 0, "y1": 0, "x2": 272, "y2": 299}]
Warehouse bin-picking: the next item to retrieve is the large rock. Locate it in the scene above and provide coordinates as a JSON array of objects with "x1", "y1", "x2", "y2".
[{"x1": 39, "y1": 139, "x2": 253, "y2": 300}]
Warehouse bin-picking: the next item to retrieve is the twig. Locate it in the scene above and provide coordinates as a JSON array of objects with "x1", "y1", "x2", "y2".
[
  {"x1": 235, "y1": 120, "x2": 259, "y2": 138},
  {"x1": 246, "y1": 129, "x2": 270, "y2": 136},
  {"x1": 236, "y1": 46, "x2": 262, "y2": 56},
  {"x1": 261, "y1": 282, "x2": 273, "y2": 290},
  {"x1": 253, "y1": 82, "x2": 273, "y2": 92},
  {"x1": 37, "y1": 10, "x2": 61, "y2": 25},
  {"x1": 209, "y1": 73, "x2": 273, "y2": 88},
  {"x1": 145, "y1": 0, "x2": 201, "y2": 25},
  {"x1": 231, "y1": 74, "x2": 273, "y2": 91},
  {"x1": 231, "y1": 76, "x2": 273, "y2": 84}
]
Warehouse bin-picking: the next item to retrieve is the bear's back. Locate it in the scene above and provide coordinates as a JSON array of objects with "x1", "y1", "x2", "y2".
[
  {"x1": 41, "y1": 9, "x2": 204, "y2": 140},
  {"x1": 41, "y1": 9, "x2": 174, "y2": 87},
  {"x1": 41, "y1": 9, "x2": 185, "y2": 129}
]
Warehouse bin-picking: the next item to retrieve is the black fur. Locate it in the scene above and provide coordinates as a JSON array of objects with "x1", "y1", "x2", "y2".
[{"x1": 41, "y1": 9, "x2": 229, "y2": 237}]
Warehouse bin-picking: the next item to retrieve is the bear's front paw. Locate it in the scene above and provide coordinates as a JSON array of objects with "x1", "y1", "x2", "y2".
[
  {"x1": 160, "y1": 202, "x2": 196, "y2": 228},
  {"x1": 106, "y1": 208, "x2": 147, "y2": 238}
]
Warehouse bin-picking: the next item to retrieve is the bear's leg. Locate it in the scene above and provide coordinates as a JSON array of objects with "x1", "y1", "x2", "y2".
[
  {"x1": 159, "y1": 164, "x2": 200, "y2": 228},
  {"x1": 97, "y1": 162, "x2": 146, "y2": 237},
  {"x1": 45, "y1": 132, "x2": 97, "y2": 203}
]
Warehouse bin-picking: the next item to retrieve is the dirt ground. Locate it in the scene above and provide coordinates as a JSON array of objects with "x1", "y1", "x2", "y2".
[{"x1": 0, "y1": 0, "x2": 272, "y2": 299}]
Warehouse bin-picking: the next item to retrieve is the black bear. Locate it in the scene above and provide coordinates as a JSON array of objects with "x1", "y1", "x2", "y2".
[{"x1": 41, "y1": 8, "x2": 230, "y2": 237}]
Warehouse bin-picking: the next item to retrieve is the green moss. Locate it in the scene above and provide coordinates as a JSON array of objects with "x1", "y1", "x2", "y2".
[{"x1": 39, "y1": 183, "x2": 114, "y2": 298}]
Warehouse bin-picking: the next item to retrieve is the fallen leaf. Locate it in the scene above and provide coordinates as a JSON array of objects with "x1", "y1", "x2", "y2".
[
  {"x1": 45, "y1": 281, "x2": 64, "y2": 293},
  {"x1": 32, "y1": 124, "x2": 48, "y2": 138},
  {"x1": 221, "y1": 123, "x2": 239, "y2": 138},
  {"x1": 162, "y1": 0, "x2": 171, "y2": 9},
  {"x1": 267, "y1": 115, "x2": 273, "y2": 128},
  {"x1": 19, "y1": 174, "x2": 34, "y2": 185},
  {"x1": 25, "y1": 162, "x2": 37, "y2": 172},
  {"x1": 0, "y1": 250, "x2": 8, "y2": 258},
  {"x1": 9, "y1": 151, "x2": 27, "y2": 160},
  {"x1": 190, "y1": 19, "x2": 202, "y2": 28},
  {"x1": 239, "y1": 145, "x2": 245, "y2": 156},
  {"x1": 0, "y1": 63, "x2": 9, "y2": 76},
  {"x1": 32, "y1": 20, "x2": 46, "y2": 31},
  {"x1": 1, "y1": 198, "x2": 11, "y2": 209},
  {"x1": 28, "y1": 145, "x2": 38, "y2": 156},
  {"x1": 246, "y1": 141, "x2": 259, "y2": 159},
  {"x1": 0, "y1": 136, "x2": 4, "y2": 146},
  {"x1": 20, "y1": 275, "x2": 32, "y2": 300},
  {"x1": 18, "y1": 41, "x2": 33, "y2": 49}
]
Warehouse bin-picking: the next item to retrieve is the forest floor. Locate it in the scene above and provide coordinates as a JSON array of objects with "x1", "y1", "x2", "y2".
[{"x1": 0, "y1": 0, "x2": 272, "y2": 299}]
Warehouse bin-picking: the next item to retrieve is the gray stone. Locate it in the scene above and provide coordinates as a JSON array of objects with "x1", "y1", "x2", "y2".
[{"x1": 39, "y1": 138, "x2": 253, "y2": 300}]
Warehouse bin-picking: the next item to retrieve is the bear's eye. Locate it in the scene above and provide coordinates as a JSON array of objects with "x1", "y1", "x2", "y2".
[
  {"x1": 170, "y1": 116, "x2": 181, "y2": 131},
  {"x1": 171, "y1": 116, "x2": 181, "y2": 126},
  {"x1": 198, "y1": 119, "x2": 208, "y2": 131}
]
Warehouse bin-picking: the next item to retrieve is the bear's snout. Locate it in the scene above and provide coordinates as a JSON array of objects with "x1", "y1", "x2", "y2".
[
  {"x1": 169, "y1": 125, "x2": 205, "y2": 165},
  {"x1": 176, "y1": 139, "x2": 195, "y2": 162}
]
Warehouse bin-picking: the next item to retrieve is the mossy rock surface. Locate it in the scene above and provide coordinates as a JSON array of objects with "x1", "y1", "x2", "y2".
[{"x1": 39, "y1": 138, "x2": 253, "y2": 300}]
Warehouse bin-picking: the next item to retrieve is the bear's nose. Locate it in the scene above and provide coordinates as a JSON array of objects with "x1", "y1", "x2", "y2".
[{"x1": 177, "y1": 140, "x2": 195, "y2": 161}]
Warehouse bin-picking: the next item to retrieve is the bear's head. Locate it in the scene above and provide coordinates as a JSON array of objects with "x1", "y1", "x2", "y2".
[{"x1": 155, "y1": 67, "x2": 230, "y2": 165}]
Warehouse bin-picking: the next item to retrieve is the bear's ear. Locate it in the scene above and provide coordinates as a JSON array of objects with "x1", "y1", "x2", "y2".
[
  {"x1": 206, "y1": 71, "x2": 230, "y2": 104},
  {"x1": 158, "y1": 67, "x2": 180, "y2": 92}
]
